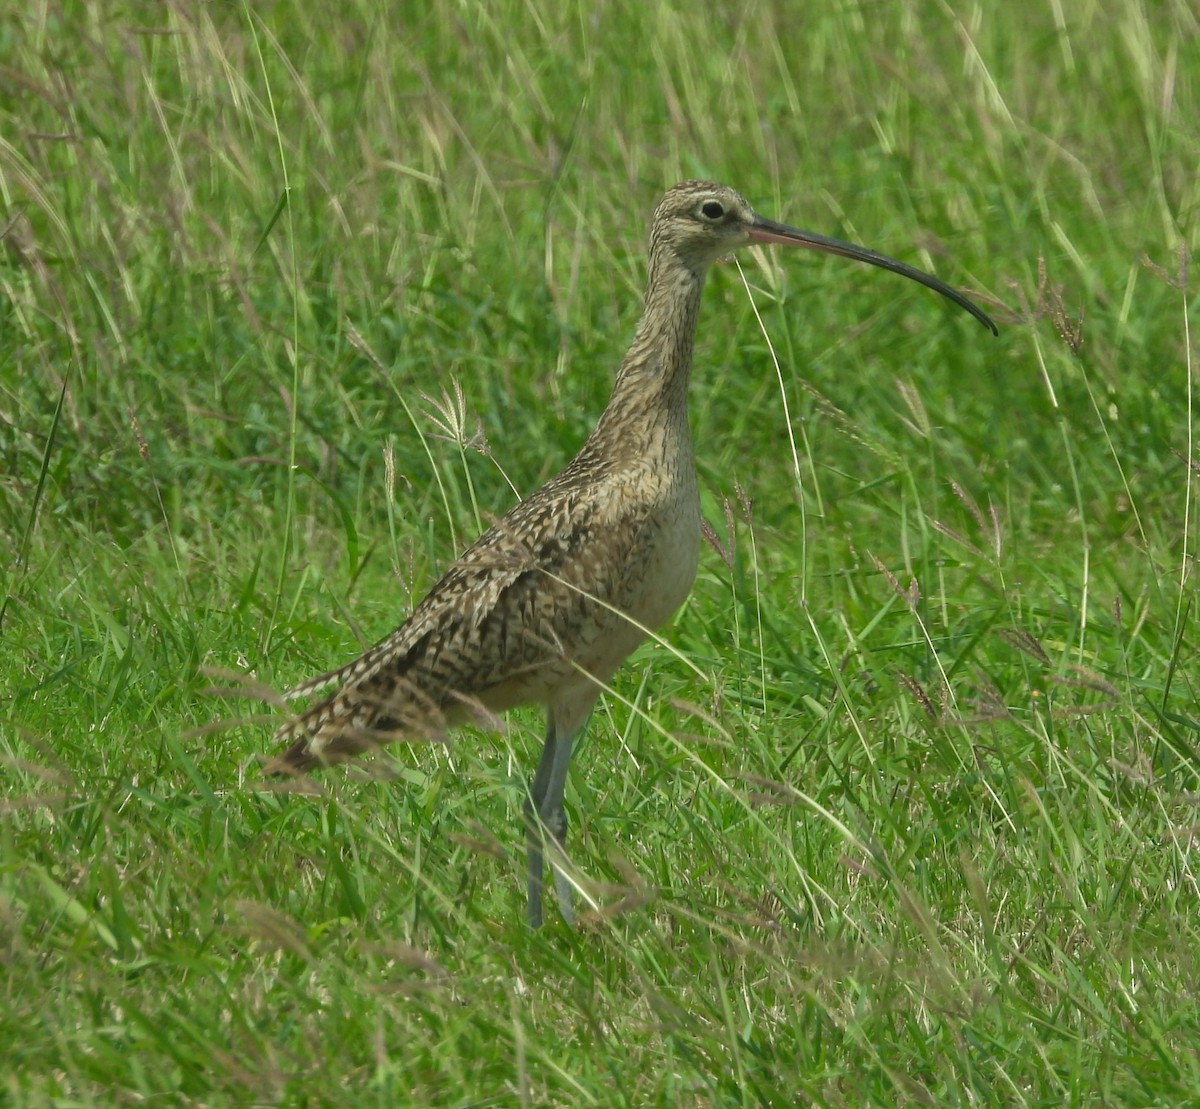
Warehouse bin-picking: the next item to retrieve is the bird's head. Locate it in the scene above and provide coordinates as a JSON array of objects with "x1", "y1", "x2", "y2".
[
  {"x1": 650, "y1": 181, "x2": 761, "y2": 270},
  {"x1": 649, "y1": 179, "x2": 997, "y2": 334}
]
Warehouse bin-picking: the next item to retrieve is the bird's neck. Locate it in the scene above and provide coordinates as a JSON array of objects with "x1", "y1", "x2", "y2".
[{"x1": 590, "y1": 256, "x2": 706, "y2": 453}]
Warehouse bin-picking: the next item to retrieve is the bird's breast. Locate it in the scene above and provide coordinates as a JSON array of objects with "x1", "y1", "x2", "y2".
[{"x1": 601, "y1": 451, "x2": 701, "y2": 631}]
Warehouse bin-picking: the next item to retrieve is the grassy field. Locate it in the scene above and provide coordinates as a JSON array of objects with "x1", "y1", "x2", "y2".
[{"x1": 2, "y1": 0, "x2": 1198, "y2": 1103}]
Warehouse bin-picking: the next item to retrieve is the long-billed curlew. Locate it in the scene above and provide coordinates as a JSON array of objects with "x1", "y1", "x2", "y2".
[{"x1": 267, "y1": 180, "x2": 996, "y2": 926}]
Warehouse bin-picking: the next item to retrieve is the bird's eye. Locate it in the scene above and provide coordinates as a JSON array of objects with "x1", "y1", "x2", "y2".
[{"x1": 699, "y1": 201, "x2": 725, "y2": 220}]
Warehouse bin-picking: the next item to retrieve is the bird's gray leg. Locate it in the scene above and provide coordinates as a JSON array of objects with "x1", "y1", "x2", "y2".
[{"x1": 524, "y1": 718, "x2": 576, "y2": 927}]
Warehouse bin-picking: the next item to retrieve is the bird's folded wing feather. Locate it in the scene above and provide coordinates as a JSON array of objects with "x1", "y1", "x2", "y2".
[{"x1": 270, "y1": 478, "x2": 643, "y2": 761}]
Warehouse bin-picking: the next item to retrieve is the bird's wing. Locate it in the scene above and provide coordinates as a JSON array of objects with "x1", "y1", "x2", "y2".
[{"x1": 268, "y1": 476, "x2": 641, "y2": 771}]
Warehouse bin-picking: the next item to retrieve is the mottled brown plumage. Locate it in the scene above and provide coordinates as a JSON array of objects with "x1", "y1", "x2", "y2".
[{"x1": 267, "y1": 181, "x2": 996, "y2": 926}]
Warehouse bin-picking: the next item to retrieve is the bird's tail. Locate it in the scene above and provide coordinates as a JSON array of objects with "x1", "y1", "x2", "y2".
[{"x1": 265, "y1": 665, "x2": 449, "y2": 776}]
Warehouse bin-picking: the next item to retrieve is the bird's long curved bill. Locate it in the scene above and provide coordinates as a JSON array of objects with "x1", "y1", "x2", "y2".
[{"x1": 748, "y1": 216, "x2": 998, "y2": 335}]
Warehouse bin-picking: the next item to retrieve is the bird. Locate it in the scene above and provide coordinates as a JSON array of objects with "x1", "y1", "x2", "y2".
[{"x1": 266, "y1": 180, "x2": 997, "y2": 927}]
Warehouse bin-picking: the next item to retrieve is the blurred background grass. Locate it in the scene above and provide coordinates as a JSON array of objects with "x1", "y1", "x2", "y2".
[{"x1": 2, "y1": 0, "x2": 1198, "y2": 1104}]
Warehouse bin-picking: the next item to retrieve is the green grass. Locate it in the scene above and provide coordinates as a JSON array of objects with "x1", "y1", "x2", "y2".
[{"x1": 2, "y1": 0, "x2": 1199, "y2": 1103}]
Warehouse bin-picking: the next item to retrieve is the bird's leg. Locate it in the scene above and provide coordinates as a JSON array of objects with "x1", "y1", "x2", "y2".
[{"x1": 524, "y1": 718, "x2": 576, "y2": 927}]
